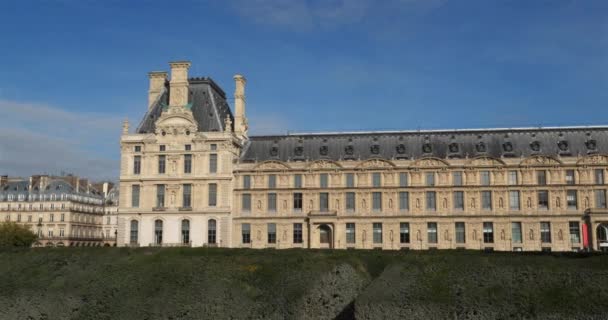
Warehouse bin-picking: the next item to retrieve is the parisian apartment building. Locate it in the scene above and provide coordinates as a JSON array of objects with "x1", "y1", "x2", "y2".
[
  {"x1": 116, "y1": 60, "x2": 608, "y2": 252},
  {"x1": 0, "y1": 175, "x2": 118, "y2": 247}
]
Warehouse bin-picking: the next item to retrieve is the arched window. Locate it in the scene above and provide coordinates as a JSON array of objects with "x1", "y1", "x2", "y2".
[
  {"x1": 208, "y1": 219, "x2": 216, "y2": 244},
  {"x1": 181, "y1": 220, "x2": 190, "y2": 244},
  {"x1": 154, "y1": 219, "x2": 163, "y2": 245},
  {"x1": 130, "y1": 220, "x2": 139, "y2": 244}
]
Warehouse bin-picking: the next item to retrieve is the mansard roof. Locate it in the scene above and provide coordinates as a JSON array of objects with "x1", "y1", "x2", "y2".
[
  {"x1": 240, "y1": 126, "x2": 608, "y2": 163},
  {"x1": 136, "y1": 77, "x2": 234, "y2": 134},
  {"x1": 0, "y1": 176, "x2": 104, "y2": 202}
]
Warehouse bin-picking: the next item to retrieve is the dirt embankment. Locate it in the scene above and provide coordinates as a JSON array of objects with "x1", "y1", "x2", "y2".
[{"x1": 0, "y1": 248, "x2": 606, "y2": 320}]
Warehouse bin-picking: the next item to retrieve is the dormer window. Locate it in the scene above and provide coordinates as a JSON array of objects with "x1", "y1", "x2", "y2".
[
  {"x1": 503, "y1": 142, "x2": 513, "y2": 152},
  {"x1": 530, "y1": 141, "x2": 541, "y2": 152},
  {"x1": 558, "y1": 140, "x2": 569, "y2": 151},
  {"x1": 294, "y1": 146, "x2": 304, "y2": 156},
  {"x1": 320, "y1": 146, "x2": 329, "y2": 156},
  {"x1": 270, "y1": 146, "x2": 279, "y2": 157},
  {"x1": 370, "y1": 144, "x2": 380, "y2": 154},
  {"x1": 422, "y1": 143, "x2": 432, "y2": 153},
  {"x1": 396, "y1": 144, "x2": 406, "y2": 154},
  {"x1": 345, "y1": 145, "x2": 354, "y2": 155},
  {"x1": 476, "y1": 142, "x2": 486, "y2": 153},
  {"x1": 448, "y1": 143, "x2": 459, "y2": 153},
  {"x1": 586, "y1": 139, "x2": 597, "y2": 151}
]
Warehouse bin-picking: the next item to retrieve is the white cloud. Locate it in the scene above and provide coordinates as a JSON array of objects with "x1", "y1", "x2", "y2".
[{"x1": 0, "y1": 100, "x2": 122, "y2": 180}]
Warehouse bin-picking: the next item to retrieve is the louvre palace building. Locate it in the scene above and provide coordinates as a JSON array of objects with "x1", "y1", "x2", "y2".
[{"x1": 117, "y1": 60, "x2": 608, "y2": 252}]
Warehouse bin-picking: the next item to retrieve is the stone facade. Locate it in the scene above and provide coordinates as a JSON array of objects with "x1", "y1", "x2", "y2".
[
  {"x1": 0, "y1": 175, "x2": 112, "y2": 247},
  {"x1": 118, "y1": 60, "x2": 608, "y2": 252}
]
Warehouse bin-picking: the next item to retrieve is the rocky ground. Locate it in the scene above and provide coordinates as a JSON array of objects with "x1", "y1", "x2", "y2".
[{"x1": 0, "y1": 248, "x2": 606, "y2": 319}]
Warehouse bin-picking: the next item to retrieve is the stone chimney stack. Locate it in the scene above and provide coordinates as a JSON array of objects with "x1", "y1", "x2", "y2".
[
  {"x1": 39, "y1": 175, "x2": 50, "y2": 191},
  {"x1": 233, "y1": 74, "x2": 247, "y2": 136},
  {"x1": 148, "y1": 71, "x2": 168, "y2": 110},
  {"x1": 1, "y1": 175, "x2": 8, "y2": 188},
  {"x1": 168, "y1": 61, "x2": 191, "y2": 108}
]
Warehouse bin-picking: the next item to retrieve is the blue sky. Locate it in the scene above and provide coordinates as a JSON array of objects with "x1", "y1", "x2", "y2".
[{"x1": 0, "y1": 0, "x2": 607, "y2": 180}]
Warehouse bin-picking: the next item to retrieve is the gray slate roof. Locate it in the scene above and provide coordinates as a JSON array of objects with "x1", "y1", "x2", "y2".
[
  {"x1": 136, "y1": 78, "x2": 234, "y2": 134},
  {"x1": 0, "y1": 178, "x2": 103, "y2": 202},
  {"x1": 240, "y1": 127, "x2": 608, "y2": 163}
]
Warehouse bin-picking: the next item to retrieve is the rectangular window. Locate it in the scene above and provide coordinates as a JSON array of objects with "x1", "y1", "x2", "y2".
[
  {"x1": 508, "y1": 171, "x2": 518, "y2": 185},
  {"x1": 268, "y1": 193, "x2": 277, "y2": 212},
  {"x1": 427, "y1": 222, "x2": 438, "y2": 244},
  {"x1": 565, "y1": 170, "x2": 575, "y2": 185},
  {"x1": 426, "y1": 191, "x2": 436, "y2": 211},
  {"x1": 185, "y1": 144, "x2": 191, "y2": 151},
  {"x1": 28, "y1": 215, "x2": 32, "y2": 222},
  {"x1": 156, "y1": 185, "x2": 165, "y2": 208},
  {"x1": 242, "y1": 194, "x2": 251, "y2": 212},
  {"x1": 294, "y1": 174, "x2": 302, "y2": 188},
  {"x1": 569, "y1": 222, "x2": 580, "y2": 244},
  {"x1": 133, "y1": 156, "x2": 141, "y2": 175},
  {"x1": 242, "y1": 223, "x2": 251, "y2": 244},
  {"x1": 159, "y1": 145, "x2": 166, "y2": 151},
  {"x1": 346, "y1": 173, "x2": 355, "y2": 188},
  {"x1": 595, "y1": 169, "x2": 605, "y2": 185},
  {"x1": 537, "y1": 170, "x2": 547, "y2": 185},
  {"x1": 509, "y1": 191, "x2": 520, "y2": 210},
  {"x1": 538, "y1": 191, "x2": 549, "y2": 210},
  {"x1": 595, "y1": 190, "x2": 607, "y2": 208},
  {"x1": 400, "y1": 222, "x2": 410, "y2": 244},
  {"x1": 243, "y1": 175, "x2": 251, "y2": 189},
  {"x1": 346, "y1": 192, "x2": 356, "y2": 212},
  {"x1": 184, "y1": 154, "x2": 192, "y2": 174},
  {"x1": 346, "y1": 223, "x2": 356, "y2": 244},
  {"x1": 210, "y1": 144, "x2": 217, "y2": 151},
  {"x1": 512, "y1": 222, "x2": 522, "y2": 244},
  {"x1": 319, "y1": 193, "x2": 329, "y2": 212},
  {"x1": 131, "y1": 185, "x2": 140, "y2": 208},
  {"x1": 399, "y1": 172, "x2": 408, "y2": 187},
  {"x1": 158, "y1": 155, "x2": 166, "y2": 174},
  {"x1": 320, "y1": 173, "x2": 328, "y2": 188},
  {"x1": 480, "y1": 171, "x2": 491, "y2": 186},
  {"x1": 134, "y1": 145, "x2": 141, "y2": 152},
  {"x1": 208, "y1": 183, "x2": 217, "y2": 207},
  {"x1": 293, "y1": 193, "x2": 303, "y2": 212},
  {"x1": 60, "y1": 214, "x2": 64, "y2": 222},
  {"x1": 453, "y1": 191, "x2": 464, "y2": 210},
  {"x1": 209, "y1": 154, "x2": 218, "y2": 173},
  {"x1": 268, "y1": 175, "x2": 276, "y2": 189},
  {"x1": 567, "y1": 190, "x2": 578, "y2": 209},
  {"x1": 373, "y1": 223, "x2": 382, "y2": 244},
  {"x1": 293, "y1": 223, "x2": 303, "y2": 244},
  {"x1": 399, "y1": 192, "x2": 409, "y2": 211},
  {"x1": 481, "y1": 191, "x2": 492, "y2": 210},
  {"x1": 453, "y1": 171, "x2": 463, "y2": 186},
  {"x1": 372, "y1": 173, "x2": 382, "y2": 187},
  {"x1": 182, "y1": 184, "x2": 192, "y2": 208},
  {"x1": 483, "y1": 222, "x2": 494, "y2": 243},
  {"x1": 267, "y1": 223, "x2": 276, "y2": 244},
  {"x1": 540, "y1": 222, "x2": 552, "y2": 243},
  {"x1": 50, "y1": 214, "x2": 54, "y2": 222},
  {"x1": 455, "y1": 222, "x2": 466, "y2": 244},
  {"x1": 426, "y1": 172, "x2": 435, "y2": 186},
  {"x1": 372, "y1": 192, "x2": 382, "y2": 211}
]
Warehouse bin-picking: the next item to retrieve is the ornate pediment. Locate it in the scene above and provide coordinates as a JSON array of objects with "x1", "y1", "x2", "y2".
[
  {"x1": 467, "y1": 156, "x2": 505, "y2": 167},
  {"x1": 520, "y1": 155, "x2": 562, "y2": 167},
  {"x1": 308, "y1": 160, "x2": 342, "y2": 170},
  {"x1": 154, "y1": 106, "x2": 198, "y2": 136},
  {"x1": 411, "y1": 157, "x2": 449, "y2": 168},
  {"x1": 254, "y1": 160, "x2": 291, "y2": 171},
  {"x1": 356, "y1": 158, "x2": 395, "y2": 169},
  {"x1": 577, "y1": 155, "x2": 608, "y2": 166}
]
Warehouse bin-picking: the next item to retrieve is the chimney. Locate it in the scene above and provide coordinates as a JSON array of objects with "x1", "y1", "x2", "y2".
[
  {"x1": 0, "y1": 175, "x2": 8, "y2": 188},
  {"x1": 168, "y1": 61, "x2": 191, "y2": 108},
  {"x1": 39, "y1": 175, "x2": 50, "y2": 191},
  {"x1": 233, "y1": 74, "x2": 247, "y2": 136},
  {"x1": 148, "y1": 71, "x2": 168, "y2": 110}
]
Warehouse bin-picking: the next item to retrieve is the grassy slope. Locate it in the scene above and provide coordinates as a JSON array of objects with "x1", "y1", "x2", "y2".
[{"x1": 0, "y1": 248, "x2": 606, "y2": 320}]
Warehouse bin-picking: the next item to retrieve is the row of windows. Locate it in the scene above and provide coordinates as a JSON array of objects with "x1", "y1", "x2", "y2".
[
  {"x1": 241, "y1": 189, "x2": 608, "y2": 212},
  {"x1": 132, "y1": 154, "x2": 218, "y2": 175},
  {"x1": 138, "y1": 184, "x2": 218, "y2": 208},
  {"x1": 240, "y1": 221, "x2": 582, "y2": 246},
  {"x1": 133, "y1": 144, "x2": 216, "y2": 153},
  {"x1": 240, "y1": 169, "x2": 606, "y2": 189},
  {"x1": 5, "y1": 213, "x2": 66, "y2": 223},
  {"x1": 129, "y1": 219, "x2": 217, "y2": 245},
  {"x1": 0, "y1": 193, "x2": 103, "y2": 205}
]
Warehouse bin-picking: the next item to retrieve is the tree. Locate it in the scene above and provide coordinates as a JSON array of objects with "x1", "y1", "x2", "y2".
[{"x1": 0, "y1": 222, "x2": 37, "y2": 247}]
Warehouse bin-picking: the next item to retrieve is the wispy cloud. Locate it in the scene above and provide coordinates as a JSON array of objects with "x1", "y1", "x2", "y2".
[
  {"x1": 232, "y1": 0, "x2": 446, "y2": 30},
  {"x1": 0, "y1": 100, "x2": 122, "y2": 180}
]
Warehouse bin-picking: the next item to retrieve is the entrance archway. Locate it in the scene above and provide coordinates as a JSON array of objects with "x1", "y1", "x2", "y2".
[
  {"x1": 598, "y1": 224, "x2": 608, "y2": 252},
  {"x1": 318, "y1": 224, "x2": 333, "y2": 249}
]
